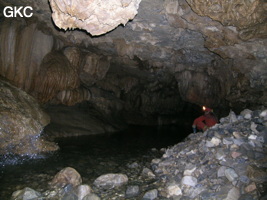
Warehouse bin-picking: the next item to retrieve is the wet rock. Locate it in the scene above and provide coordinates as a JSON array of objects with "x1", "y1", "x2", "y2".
[
  {"x1": 240, "y1": 109, "x2": 253, "y2": 119},
  {"x1": 49, "y1": 167, "x2": 82, "y2": 189},
  {"x1": 225, "y1": 168, "x2": 239, "y2": 183},
  {"x1": 187, "y1": 185, "x2": 206, "y2": 199},
  {"x1": 216, "y1": 148, "x2": 225, "y2": 160},
  {"x1": 229, "y1": 110, "x2": 238, "y2": 123},
  {"x1": 181, "y1": 176, "x2": 198, "y2": 187},
  {"x1": 199, "y1": 191, "x2": 216, "y2": 200},
  {"x1": 217, "y1": 166, "x2": 227, "y2": 178},
  {"x1": 141, "y1": 167, "x2": 156, "y2": 178},
  {"x1": 127, "y1": 162, "x2": 140, "y2": 169},
  {"x1": 260, "y1": 110, "x2": 267, "y2": 118},
  {"x1": 0, "y1": 79, "x2": 58, "y2": 155},
  {"x1": 11, "y1": 187, "x2": 42, "y2": 200},
  {"x1": 245, "y1": 182, "x2": 257, "y2": 193},
  {"x1": 223, "y1": 187, "x2": 240, "y2": 200},
  {"x1": 205, "y1": 140, "x2": 215, "y2": 148},
  {"x1": 125, "y1": 185, "x2": 140, "y2": 198},
  {"x1": 83, "y1": 193, "x2": 101, "y2": 200},
  {"x1": 239, "y1": 194, "x2": 257, "y2": 200},
  {"x1": 142, "y1": 189, "x2": 158, "y2": 200},
  {"x1": 61, "y1": 186, "x2": 78, "y2": 200},
  {"x1": 183, "y1": 164, "x2": 196, "y2": 176},
  {"x1": 166, "y1": 183, "x2": 182, "y2": 197},
  {"x1": 231, "y1": 151, "x2": 242, "y2": 159},
  {"x1": 77, "y1": 185, "x2": 92, "y2": 200},
  {"x1": 93, "y1": 173, "x2": 128, "y2": 189}
]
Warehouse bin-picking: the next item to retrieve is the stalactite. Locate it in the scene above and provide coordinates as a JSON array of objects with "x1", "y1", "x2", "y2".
[
  {"x1": 35, "y1": 51, "x2": 80, "y2": 103},
  {"x1": 0, "y1": 19, "x2": 53, "y2": 93},
  {"x1": 56, "y1": 87, "x2": 91, "y2": 106},
  {"x1": 63, "y1": 47, "x2": 83, "y2": 69},
  {"x1": 0, "y1": 20, "x2": 21, "y2": 82}
]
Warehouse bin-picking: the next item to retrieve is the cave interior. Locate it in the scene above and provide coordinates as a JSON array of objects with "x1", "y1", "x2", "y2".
[{"x1": 0, "y1": 0, "x2": 266, "y2": 145}]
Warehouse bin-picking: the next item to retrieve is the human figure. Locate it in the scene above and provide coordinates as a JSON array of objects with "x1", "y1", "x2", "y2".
[{"x1": 192, "y1": 106, "x2": 218, "y2": 133}]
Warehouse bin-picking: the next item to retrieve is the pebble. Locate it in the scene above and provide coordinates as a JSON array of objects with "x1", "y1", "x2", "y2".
[
  {"x1": 76, "y1": 185, "x2": 92, "y2": 200},
  {"x1": 245, "y1": 182, "x2": 257, "y2": 193},
  {"x1": 225, "y1": 168, "x2": 239, "y2": 182},
  {"x1": 125, "y1": 185, "x2": 140, "y2": 198},
  {"x1": 231, "y1": 151, "x2": 241, "y2": 159},
  {"x1": 11, "y1": 187, "x2": 42, "y2": 200},
  {"x1": 49, "y1": 167, "x2": 82, "y2": 188},
  {"x1": 259, "y1": 109, "x2": 267, "y2": 118},
  {"x1": 93, "y1": 173, "x2": 128, "y2": 189},
  {"x1": 181, "y1": 176, "x2": 198, "y2": 187},
  {"x1": 83, "y1": 193, "x2": 101, "y2": 200},
  {"x1": 166, "y1": 184, "x2": 182, "y2": 197},
  {"x1": 210, "y1": 137, "x2": 221, "y2": 146},
  {"x1": 142, "y1": 189, "x2": 158, "y2": 200}
]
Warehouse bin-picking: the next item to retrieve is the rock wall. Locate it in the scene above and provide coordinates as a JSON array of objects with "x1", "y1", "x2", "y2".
[{"x1": 0, "y1": 78, "x2": 58, "y2": 155}]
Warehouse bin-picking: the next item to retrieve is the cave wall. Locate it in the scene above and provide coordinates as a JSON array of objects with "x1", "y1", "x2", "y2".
[{"x1": 0, "y1": 0, "x2": 266, "y2": 125}]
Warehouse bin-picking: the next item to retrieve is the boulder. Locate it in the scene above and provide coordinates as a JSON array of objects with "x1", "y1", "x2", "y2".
[
  {"x1": 0, "y1": 78, "x2": 58, "y2": 155},
  {"x1": 49, "y1": 167, "x2": 82, "y2": 188}
]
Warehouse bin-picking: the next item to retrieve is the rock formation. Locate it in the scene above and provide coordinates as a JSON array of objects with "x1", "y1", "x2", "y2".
[
  {"x1": 0, "y1": 78, "x2": 58, "y2": 155},
  {"x1": 35, "y1": 50, "x2": 80, "y2": 103},
  {"x1": 49, "y1": 0, "x2": 142, "y2": 36}
]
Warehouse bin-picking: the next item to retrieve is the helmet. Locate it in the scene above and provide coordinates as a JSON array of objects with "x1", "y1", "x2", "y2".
[{"x1": 202, "y1": 106, "x2": 212, "y2": 112}]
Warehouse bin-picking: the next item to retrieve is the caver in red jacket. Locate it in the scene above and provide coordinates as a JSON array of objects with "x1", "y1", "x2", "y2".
[{"x1": 192, "y1": 106, "x2": 218, "y2": 132}]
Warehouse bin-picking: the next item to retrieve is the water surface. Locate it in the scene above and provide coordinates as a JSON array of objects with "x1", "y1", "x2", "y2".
[{"x1": 0, "y1": 125, "x2": 190, "y2": 199}]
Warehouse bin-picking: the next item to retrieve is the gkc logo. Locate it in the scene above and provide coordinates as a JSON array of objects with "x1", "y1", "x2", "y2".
[{"x1": 3, "y1": 6, "x2": 33, "y2": 18}]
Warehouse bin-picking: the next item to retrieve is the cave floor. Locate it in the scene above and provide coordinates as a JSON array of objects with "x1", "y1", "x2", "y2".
[{"x1": 0, "y1": 125, "x2": 189, "y2": 199}]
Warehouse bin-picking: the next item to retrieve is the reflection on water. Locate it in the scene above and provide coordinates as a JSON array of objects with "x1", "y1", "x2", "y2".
[{"x1": 0, "y1": 125, "x2": 190, "y2": 199}]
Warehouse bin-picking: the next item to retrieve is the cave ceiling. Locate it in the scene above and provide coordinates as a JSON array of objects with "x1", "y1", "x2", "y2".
[{"x1": 0, "y1": 0, "x2": 266, "y2": 122}]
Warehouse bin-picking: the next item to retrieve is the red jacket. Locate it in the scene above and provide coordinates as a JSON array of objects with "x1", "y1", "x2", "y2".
[{"x1": 193, "y1": 113, "x2": 218, "y2": 130}]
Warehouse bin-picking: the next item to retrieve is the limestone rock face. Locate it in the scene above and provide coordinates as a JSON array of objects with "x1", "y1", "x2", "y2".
[
  {"x1": 176, "y1": 71, "x2": 222, "y2": 106},
  {"x1": 185, "y1": 0, "x2": 267, "y2": 40},
  {"x1": 79, "y1": 54, "x2": 111, "y2": 87},
  {"x1": 49, "y1": 0, "x2": 142, "y2": 35},
  {"x1": 0, "y1": 78, "x2": 59, "y2": 155},
  {"x1": 185, "y1": 0, "x2": 265, "y2": 29}
]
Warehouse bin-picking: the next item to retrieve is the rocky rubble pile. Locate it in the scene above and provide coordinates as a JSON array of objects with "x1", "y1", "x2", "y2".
[{"x1": 152, "y1": 108, "x2": 267, "y2": 199}]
